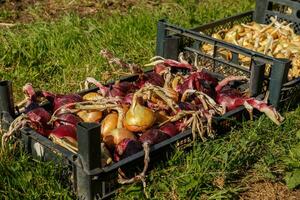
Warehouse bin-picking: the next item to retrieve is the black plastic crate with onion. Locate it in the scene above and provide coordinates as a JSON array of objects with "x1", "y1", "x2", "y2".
[
  {"x1": 0, "y1": 53, "x2": 274, "y2": 199},
  {"x1": 157, "y1": 0, "x2": 300, "y2": 109}
]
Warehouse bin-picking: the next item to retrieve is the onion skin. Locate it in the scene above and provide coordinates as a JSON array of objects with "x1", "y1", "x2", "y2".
[
  {"x1": 154, "y1": 64, "x2": 167, "y2": 74},
  {"x1": 49, "y1": 125, "x2": 77, "y2": 141},
  {"x1": 159, "y1": 122, "x2": 179, "y2": 137},
  {"x1": 77, "y1": 110, "x2": 102, "y2": 123},
  {"x1": 42, "y1": 91, "x2": 82, "y2": 112},
  {"x1": 83, "y1": 92, "x2": 102, "y2": 101},
  {"x1": 177, "y1": 71, "x2": 218, "y2": 98},
  {"x1": 22, "y1": 83, "x2": 40, "y2": 113},
  {"x1": 139, "y1": 129, "x2": 170, "y2": 145},
  {"x1": 27, "y1": 107, "x2": 52, "y2": 137},
  {"x1": 101, "y1": 113, "x2": 118, "y2": 138},
  {"x1": 123, "y1": 93, "x2": 134, "y2": 104},
  {"x1": 123, "y1": 101, "x2": 156, "y2": 132},
  {"x1": 110, "y1": 81, "x2": 137, "y2": 97},
  {"x1": 53, "y1": 113, "x2": 82, "y2": 128},
  {"x1": 136, "y1": 72, "x2": 164, "y2": 88},
  {"x1": 114, "y1": 138, "x2": 143, "y2": 162},
  {"x1": 103, "y1": 128, "x2": 136, "y2": 149}
]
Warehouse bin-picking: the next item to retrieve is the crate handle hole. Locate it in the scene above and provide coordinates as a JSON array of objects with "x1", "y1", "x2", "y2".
[{"x1": 296, "y1": 10, "x2": 300, "y2": 19}]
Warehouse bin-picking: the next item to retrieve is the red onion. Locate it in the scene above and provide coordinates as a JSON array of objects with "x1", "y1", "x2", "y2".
[
  {"x1": 53, "y1": 113, "x2": 82, "y2": 128},
  {"x1": 139, "y1": 129, "x2": 170, "y2": 145},
  {"x1": 177, "y1": 71, "x2": 218, "y2": 98},
  {"x1": 49, "y1": 125, "x2": 77, "y2": 141},
  {"x1": 159, "y1": 122, "x2": 179, "y2": 137},
  {"x1": 135, "y1": 72, "x2": 164, "y2": 88},
  {"x1": 114, "y1": 138, "x2": 142, "y2": 162},
  {"x1": 215, "y1": 76, "x2": 284, "y2": 125},
  {"x1": 154, "y1": 63, "x2": 168, "y2": 74},
  {"x1": 27, "y1": 107, "x2": 52, "y2": 137},
  {"x1": 42, "y1": 91, "x2": 82, "y2": 112},
  {"x1": 110, "y1": 81, "x2": 138, "y2": 97}
]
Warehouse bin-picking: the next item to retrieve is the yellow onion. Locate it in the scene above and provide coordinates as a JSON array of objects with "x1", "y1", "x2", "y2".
[
  {"x1": 77, "y1": 110, "x2": 102, "y2": 122},
  {"x1": 123, "y1": 97, "x2": 156, "y2": 132},
  {"x1": 101, "y1": 112, "x2": 118, "y2": 138},
  {"x1": 103, "y1": 128, "x2": 136, "y2": 149},
  {"x1": 83, "y1": 92, "x2": 102, "y2": 101}
]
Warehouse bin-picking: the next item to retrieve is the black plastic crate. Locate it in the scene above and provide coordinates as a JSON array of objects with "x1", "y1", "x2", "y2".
[
  {"x1": 0, "y1": 61, "x2": 255, "y2": 200},
  {"x1": 156, "y1": 0, "x2": 300, "y2": 109}
]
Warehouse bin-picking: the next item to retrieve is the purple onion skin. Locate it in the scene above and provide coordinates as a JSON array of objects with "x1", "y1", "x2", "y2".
[
  {"x1": 123, "y1": 93, "x2": 134, "y2": 104},
  {"x1": 42, "y1": 91, "x2": 82, "y2": 112},
  {"x1": 159, "y1": 122, "x2": 179, "y2": 137},
  {"x1": 177, "y1": 71, "x2": 218, "y2": 98},
  {"x1": 27, "y1": 107, "x2": 52, "y2": 137},
  {"x1": 110, "y1": 82, "x2": 137, "y2": 97},
  {"x1": 53, "y1": 113, "x2": 82, "y2": 128},
  {"x1": 139, "y1": 129, "x2": 170, "y2": 145},
  {"x1": 50, "y1": 125, "x2": 77, "y2": 140},
  {"x1": 136, "y1": 72, "x2": 164, "y2": 88},
  {"x1": 114, "y1": 138, "x2": 143, "y2": 162}
]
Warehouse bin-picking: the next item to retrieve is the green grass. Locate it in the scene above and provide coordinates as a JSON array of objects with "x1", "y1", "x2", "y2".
[
  {"x1": 116, "y1": 108, "x2": 300, "y2": 199},
  {"x1": 2, "y1": 0, "x2": 300, "y2": 199}
]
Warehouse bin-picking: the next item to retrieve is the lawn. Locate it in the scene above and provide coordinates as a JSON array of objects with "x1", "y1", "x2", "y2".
[{"x1": 1, "y1": 0, "x2": 300, "y2": 199}]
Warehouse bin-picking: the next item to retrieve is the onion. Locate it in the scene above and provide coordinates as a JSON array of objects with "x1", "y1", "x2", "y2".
[
  {"x1": 139, "y1": 128, "x2": 170, "y2": 145},
  {"x1": 83, "y1": 92, "x2": 102, "y2": 101},
  {"x1": 49, "y1": 125, "x2": 77, "y2": 141},
  {"x1": 77, "y1": 110, "x2": 102, "y2": 123},
  {"x1": 135, "y1": 72, "x2": 164, "y2": 88},
  {"x1": 27, "y1": 107, "x2": 52, "y2": 137},
  {"x1": 101, "y1": 112, "x2": 118, "y2": 138},
  {"x1": 42, "y1": 91, "x2": 82, "y2": 112},
  {"x1": 114, "y1": 138, "x2": 142, "y2": 162},
  {"x1": 159, "y1": 122, "x2": 179, "y2": 137},
  {"x1": 154, "y1": 63, "x2": 168, "y2": 74},
  {"x1": 53, "y1": 113, "x2": 82, "y2": 128},
  {"x1": 123, "y1": 96, "x2": 156, "y2": 132},
  {"x1": 103, "y1": 128, "x2": 136, "y2": 149}
]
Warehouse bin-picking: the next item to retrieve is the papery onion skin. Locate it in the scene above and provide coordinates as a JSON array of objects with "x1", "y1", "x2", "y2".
[
  {"x1": 77, "y1": 110, "x2": 102, "y2": 123},
  {"x1": 27, "y1": 107, "x2": 52, "y2": 137},
  {"x1": 114, "y1": 138, "x2": 143, "y2": 162},
  {"x1": 83, "y1": 92, "x2": 102, "y2": 101},
  {"x1": 53, "y1": 113, "x2": 82, "y2": 128},
  {"x1": 103, "y1": 128, "x2": 136, "y2": 149},
  {"x1": 159, "y1": 122, "x2": 179, "y2": 137},
  {"x1": 42, "y1": 91, "x2": 82, "y2": 112},
  {"x1": 49, "y1": 125, "x2": 77, "y2": 141},
  {"x1": 123, "y1": 101, "x2": 156, "y2": 132},
  {"x1": 135, "y1": 72, "x2": 164, "y2": 88},
  {"x1": 101, "y1": 113, "x2": 118, "y2": 138},
  {"x1": 139, "y1": 128, "x2": 170, "y2": 145}
]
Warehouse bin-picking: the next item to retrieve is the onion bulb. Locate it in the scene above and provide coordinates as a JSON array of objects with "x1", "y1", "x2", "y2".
[
  {"x1": 83, "y1": 92, "x2": 102, "y2": 101},
  {"x1": 101, "y1": 112, "x2": 118, "y2": 138},
  {"x1": 77, "y1": 110, "x2": 102, "y2": 122},
  {"x1": 123, "y1": 97, "x2": 156, "y2": 132},
  {"x1": 103, "y1": 128, "x2": 136, "y2": 149}
]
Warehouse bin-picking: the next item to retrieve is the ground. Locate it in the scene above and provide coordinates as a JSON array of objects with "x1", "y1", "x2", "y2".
[{"x1": 1, "y1": 0, "x2": 300, "y2": 199}]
